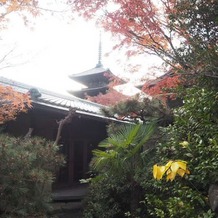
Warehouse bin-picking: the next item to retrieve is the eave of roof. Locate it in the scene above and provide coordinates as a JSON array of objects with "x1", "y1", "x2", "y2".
[
  {"x1": 145, "y1": 72, "x2": 174, "y2": 87},
  {"x1": 69, "y1": 66, "x2": 110, "y2": 80},
  {"x1": 0, "y1": 76, "x2": 102, "y2": 114},
  {"x1": 70, "y1": 85, "x2": 108, "y2": 93},
  {"x1": 0, "y1": 77, "x2": 131, "y2": 123}
]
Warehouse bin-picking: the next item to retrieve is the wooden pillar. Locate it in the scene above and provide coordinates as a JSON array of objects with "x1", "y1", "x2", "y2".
[{"x1": 68, "y1": 134, "x2": 75, "y2": 185}]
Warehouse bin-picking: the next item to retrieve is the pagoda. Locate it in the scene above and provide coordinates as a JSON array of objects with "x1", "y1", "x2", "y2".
[{"x1": 69, "y1": 34, "x2": 114, "y2": 99}]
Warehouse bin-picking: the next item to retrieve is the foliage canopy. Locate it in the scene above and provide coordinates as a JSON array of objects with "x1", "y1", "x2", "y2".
[{"x1": 70, "y1": 0, "x2": 218, "y2": 81}]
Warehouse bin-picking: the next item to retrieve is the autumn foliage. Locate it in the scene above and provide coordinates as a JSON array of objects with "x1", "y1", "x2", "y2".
[
  {"x1": 0, "y1": 0, "x2": 39, "y2": 26},
  {"x1": 142, "y1": 73, "x2": 181, "y2": 102},
  {"x1": 0, "y1": 85, "x2": 31, "y2": 124},
  {"x1": 70, "y1": 0, "x2": 217, "y2": 80},
  {"x1": 153, "y1": 160, "x2": 190, "y2": 181},
  {"x1": 70, "y1": 0, "x2": 176, "y2": 55},
  {"x1": 86, "y1": 89, "x2": 129, "y2": 106},
  {"x1": 0, "y1": 1, "x2": 40, "y2": 124}
]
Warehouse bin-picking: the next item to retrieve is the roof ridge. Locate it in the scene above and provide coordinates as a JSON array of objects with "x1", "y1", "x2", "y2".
[{"x1": 0, "y1": 76, "x2": 105, "y2": 108}]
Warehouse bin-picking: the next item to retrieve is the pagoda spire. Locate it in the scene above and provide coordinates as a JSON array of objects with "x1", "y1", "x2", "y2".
[{"x1": 96, "y1": 31, "x2": 103, "y2": 68}]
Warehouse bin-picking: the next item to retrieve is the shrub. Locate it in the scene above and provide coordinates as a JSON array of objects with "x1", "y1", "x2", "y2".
[
  {"x1": 84, "y1": 86, "x2": 218, "y2": 217},
  {"x1": 144, "y1": 87, "x2": 218, "y2": 217},
  {"x1": 83, "y1": 123, "x2": 156, "y2": 218},
  {"x1": 0, "y1": 134, "x2": 65, "y2": 217}
]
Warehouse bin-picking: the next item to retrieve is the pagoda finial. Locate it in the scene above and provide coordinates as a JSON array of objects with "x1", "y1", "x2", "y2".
[{"x1": 96, "y1": 31, "x2": 103, "y2": 68}]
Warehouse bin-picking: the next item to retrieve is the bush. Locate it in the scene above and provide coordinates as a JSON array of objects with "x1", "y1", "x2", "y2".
[
  {"x1": 84, "y1": 87, "x2": 218, "y2": 217},
  {"x1": 83, "y1": 123, "x2": 156, "y2": 218},
  {"x1": 83, "y1": 176, "x2": 129, "y2": 218},
  {"x1": 142, "y1": 87, "x2": 218, "y2": 217},
  {"x1": 0, "y1": 134, "x2": 65, "y2": 217}
]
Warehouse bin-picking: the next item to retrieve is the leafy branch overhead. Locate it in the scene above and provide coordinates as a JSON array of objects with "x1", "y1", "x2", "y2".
[
  {"x1": 101, "y1": 97, "x2": 173, "y2": 125},
  {"x1": 0, "y1": 0, "x2": 40, "y2": 25},
  {"x1": 70, "y1": 0, "x2": 218, "y2": 79}
]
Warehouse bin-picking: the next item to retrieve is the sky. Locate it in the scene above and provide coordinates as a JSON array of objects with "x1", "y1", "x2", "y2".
[{"x1": 0, "y1": 1, "x2": 163, "y2": 96}]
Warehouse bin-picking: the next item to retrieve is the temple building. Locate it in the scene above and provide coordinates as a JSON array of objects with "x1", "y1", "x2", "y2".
[{"x1": 69, "y1": 34, "x2": 116, "y2": 99}]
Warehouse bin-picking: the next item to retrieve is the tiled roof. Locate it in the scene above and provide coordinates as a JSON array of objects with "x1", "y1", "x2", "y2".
[
  {"x1": 0, "y1": 76, "x2": 106, "y2": 117},
  {"x1": 69, "y1": 66, "x2": 110, "y2": 79},
  {"x1": 145, "y1": 72, "x2": 175, "y2": 87}
]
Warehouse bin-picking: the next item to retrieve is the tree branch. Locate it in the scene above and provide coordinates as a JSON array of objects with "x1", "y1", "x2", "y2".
[{"x1": 53, "y1": 108, "x2": 76, "y2": 146}]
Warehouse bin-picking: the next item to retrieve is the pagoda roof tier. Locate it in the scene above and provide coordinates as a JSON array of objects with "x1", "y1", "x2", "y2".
[
  {"x1": 69, "y1": 85, "x2": 108, "y2": 98},
  {"x1": 69, "y1": 66, "x2": 112, "y2": 83}
]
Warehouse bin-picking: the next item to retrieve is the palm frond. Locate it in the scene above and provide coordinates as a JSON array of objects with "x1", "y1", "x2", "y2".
[
  {"x1": 92, "y1": 122, "x2": 156, "y2": 174},
  {"x1": 91, "y1": 149, "x2": 118, "y2": 171},
  {"x1": 127, "y1": 122, "x2": 156, "y2": 158},
  {"x1": 98, "y1": 124, "x2": 135, "y2": 149}
]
